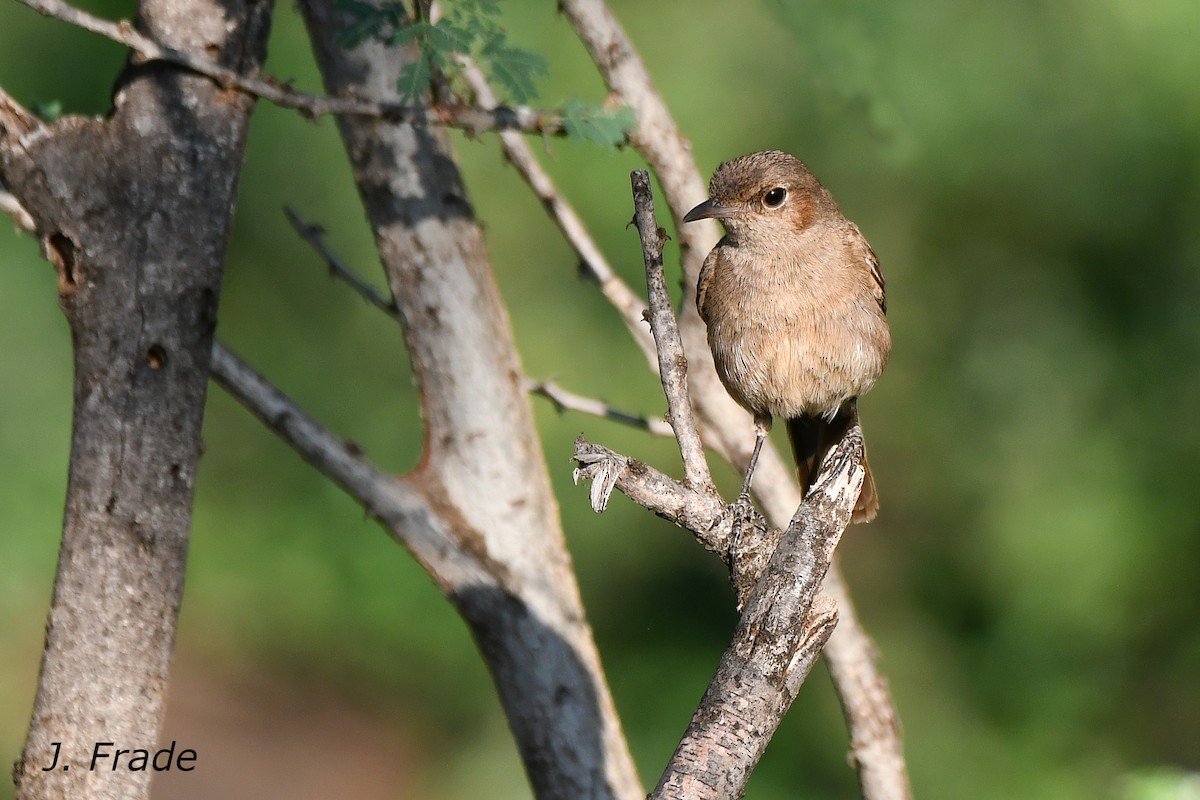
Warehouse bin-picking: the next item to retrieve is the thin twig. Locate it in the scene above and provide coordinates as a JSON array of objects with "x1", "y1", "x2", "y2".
[
  {"x1": 629, "y1": 170, "x2": 711, "y2": 490},
  {"x1": 530, "y1": 379, "x2": 673, "y2": 437},
  {"x1": 284, "y1": 207, "x2": 399, "y2": 317},
  {"x1": 457, "y1": 58, "x2": 657, "y2": 370},
  {"x1": 650, "y1": 430, "x2": 864, "y2": 799},
  {"x1": 558, "y1": 0, "x2": 713, "y2": 284},
  {"x1": 15, "y1": 0, "x2": 569, "y2": 135}
]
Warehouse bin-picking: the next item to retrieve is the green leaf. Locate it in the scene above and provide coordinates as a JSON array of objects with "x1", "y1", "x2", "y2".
[
  {"x1": 561, "y1": 99, "x2": 636, "y2": 150},
  {"x1": 480, "y1": 34, "x2": 547, "y2": 105},
  {"x1": 396, "y1": 58, "x2": 433, "y2": 102},
  {"x1": 424, "y1": 18, "x2": 476, "y2": 56},
  {"x1": 334, "y1": 0, "x2": 408, "y2": 48},
  {"x1": 340, "y1": 0, "x2": 548, "y2": 107},
  {"x1": 391, "y1": 19, "x2": 433, "y2": 47},
  {"x1": 449, "y1": 0, "x2": 500, "y2": 40},
  {"x1": 469, "y1": 0, "x2": 502, "y2": 18}
]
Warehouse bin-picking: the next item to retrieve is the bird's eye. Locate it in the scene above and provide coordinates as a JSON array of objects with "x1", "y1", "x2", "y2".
[{"x1": 763, "y1": 187, "x2": 787, "y2": 208}]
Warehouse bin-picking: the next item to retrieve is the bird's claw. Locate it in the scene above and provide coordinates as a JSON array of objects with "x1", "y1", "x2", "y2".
[
  {"x1": 727, "y1": 491, "x2": 763, "y2": 558},
  {"x1": 731, "y1": 491, "x2": 754, "y2": 528}
]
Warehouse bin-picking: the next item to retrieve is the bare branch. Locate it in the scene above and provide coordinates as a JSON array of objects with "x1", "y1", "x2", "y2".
[
  {"x1": 629, "y1": 169, "x2": 712, "y2": 490},
  {"x1": 210, "y1": 341, "x2": 393, "y2": 507},
  {"x1": 294, "y1": 1, "x2": 643, "y2": 794},
  {"x1": 572, "y1": 436, "x2": 729, "y2": 555},
  {"x1": 0, "y1": 86, "x2": 42, "y2": 140},
  {"x1": 650, "y1": 429, "x2": 864, "y2": 800},
  {"x1": 558, "y1": 0, "x2": 789, "y2": 488},
  {"x1": 573, "y1": 417, "x2": 866, "y2": 799},
  {"x1": 208, "y1": 341, "x2": 491, "y2": 591},
  {"x1": 284, "y1": 207, "x2": 399, "y2": 318},
  {"x1": 14, "y1": 0, "x2": 570, "y2": 135},
  {"x1": 530, "y1": 379, "x2": 673, "y2": 437},
  {"x1": 822, "y1": 568, "x2": 911, "y2": 800},
  {"x1": 558, "y1": 0, "x2": 713, "y2": 281},
  {"x1": 457, "y1": 59, "x2": 657, "y2": 369},
  {"x1": 0, "y1": 92, "x2": 44, "y2": 237}
]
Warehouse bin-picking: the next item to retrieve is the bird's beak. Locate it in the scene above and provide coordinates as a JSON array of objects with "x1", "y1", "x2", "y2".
[{"x1": 683, "y1": 197, "x2": 737, "y2": 223}]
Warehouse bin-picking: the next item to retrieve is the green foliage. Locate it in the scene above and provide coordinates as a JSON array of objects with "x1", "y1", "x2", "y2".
[
  {"x1": 561, "y1": 98, "x2": 636, "y2": 150},
  {"x1": 334, "y1": 0, "x2": 548, "y2": 104},
  {"x1": 396, "y1": 55, "x2": 432, "y2": 104},
  {"x1": 335, "y1": 0, "x2": 408, "y2": 49},
  {"x1": 478, "y1": 33, "x2": 544, "y2": 104},
  {"x1": 331, "y1": 0, "x2": 631, "y2": 148}
]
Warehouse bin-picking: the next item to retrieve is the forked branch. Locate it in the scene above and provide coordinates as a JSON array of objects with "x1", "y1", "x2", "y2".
[
  {"x1": 573, "y1": 175, "x2": 868, "y2": 799},
  {"x1": 629, "y1": 170, "x2": 711, "y2": 490}
]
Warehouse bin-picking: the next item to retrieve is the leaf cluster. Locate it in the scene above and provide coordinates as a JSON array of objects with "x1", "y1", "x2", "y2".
[
  {"x1": 335, "y1": 0, "x2": 546, "y2": 105},
  {"x1": 333, "y1": 0, "x2": 634, "y2": 148},
  {"x1": 561, "y1": 99, "x2": 636, "y2": 151}
]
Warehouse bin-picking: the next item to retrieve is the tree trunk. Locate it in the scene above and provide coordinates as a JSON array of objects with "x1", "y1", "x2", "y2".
[
  {"x1": 291, "y1": 2, "x2": 643, "y2": 798},
  {"x1": 1, "y1": 0, "x2": 270, "y2": 796}
]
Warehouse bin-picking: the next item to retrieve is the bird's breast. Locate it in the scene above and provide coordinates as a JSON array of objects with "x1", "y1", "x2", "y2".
[{"x1": 700, "y1": 245, "x2": 890, "y2": 419}]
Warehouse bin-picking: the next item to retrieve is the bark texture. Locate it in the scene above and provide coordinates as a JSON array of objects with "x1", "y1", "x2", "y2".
[
  {"x1": 1, "y1": 0, "x2": 270, "y2": 796},
  {"x1": 650, "y1": 438, "x2": 861, "y2": 799},
  {"x1": 292, "y1": 3, "x2": 642, "y2": 798}
]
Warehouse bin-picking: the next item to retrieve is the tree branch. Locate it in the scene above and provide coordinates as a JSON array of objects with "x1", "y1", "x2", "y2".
[
  {"x1": 574, "y1": 420, "x2": 866, "y2": 799},
  {"x1": 457, "y1": 58, "x2": 657, "y2": 369},
  {"x1": 14, "y1": 0, "x2": 575, "y2": 136},
  {"x1": 530, "y1": 379, "x2": 673, "y2": 437},
  {"x1": 209, "y1": 341, "x2": 493, "y2": 590},
  {"x1": 649, "y1": 431, "x2": 863, "y2": 799},
  {"x1": 292, "y1": 1, "x2": 643, "y2": 796},
  {"x1": 629, "y1": 169, "x2": 712, "y2": 490},
  {"x1": 572, "y1": 436, "x2": 728, "y2": 554},
  {"x1": 284, "y1": 206, "x2": 399, "y2": 318},
  {"x1": 558, "y1": 0, "x2": 713, "y2": 279},
  {"x1": 559, "y1": 0, "x2": 799, "y2": 512},
  {"x1": 1, "y1": 185, "x2": 36, "y2": 233},
  {"x1": 0, "y1": 94, "x2": 42, "y2": 237}
]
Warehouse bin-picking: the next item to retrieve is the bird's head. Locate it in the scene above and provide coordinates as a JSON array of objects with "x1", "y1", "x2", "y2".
[{"x1": 683, "y1": 150, "x2": 836, "y2": 242}]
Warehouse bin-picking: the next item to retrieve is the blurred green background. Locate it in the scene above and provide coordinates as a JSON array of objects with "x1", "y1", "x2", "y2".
[{"x1": 2, "y1": 0, "x2": 1199, "y2": 797}]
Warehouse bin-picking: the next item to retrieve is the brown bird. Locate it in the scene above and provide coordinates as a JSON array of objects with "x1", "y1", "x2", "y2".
[{"x1": 684, "y1": 150, "x2": 890, "y2": 522}]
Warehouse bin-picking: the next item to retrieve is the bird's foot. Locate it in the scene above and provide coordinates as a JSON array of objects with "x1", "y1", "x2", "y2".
[
  {"x1": 727, "y1": 491, "x2": 765, "y2": 553},
  {"x1": 725, "y1": 492, "x2": 767, "y2": 609}
]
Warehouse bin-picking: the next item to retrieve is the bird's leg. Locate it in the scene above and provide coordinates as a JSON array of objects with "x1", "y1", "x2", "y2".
[
  {"x1": 739, "y1": 428, "x2": 767, "y2": 500},
  {"x1": 728, "y1": 421, "x2": 769, "y2": 562}
]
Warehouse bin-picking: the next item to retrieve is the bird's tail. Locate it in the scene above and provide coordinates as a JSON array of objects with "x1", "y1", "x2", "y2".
[{"x1": 786, "y1": 404, "x2": 878, "y2": 524}]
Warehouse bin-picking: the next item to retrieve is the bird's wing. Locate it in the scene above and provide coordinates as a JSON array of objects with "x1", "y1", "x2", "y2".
[
  {"x1": 696, "y1": 246, "x2": 720, "y2": 319},
  {"x1": 847, "y1": 222, "x2": 887, "y2": 314}
]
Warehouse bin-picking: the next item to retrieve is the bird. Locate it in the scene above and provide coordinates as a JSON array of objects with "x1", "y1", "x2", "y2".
[{"x1": 683, "y1": 150, "x2": 890, "y2": 522}]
